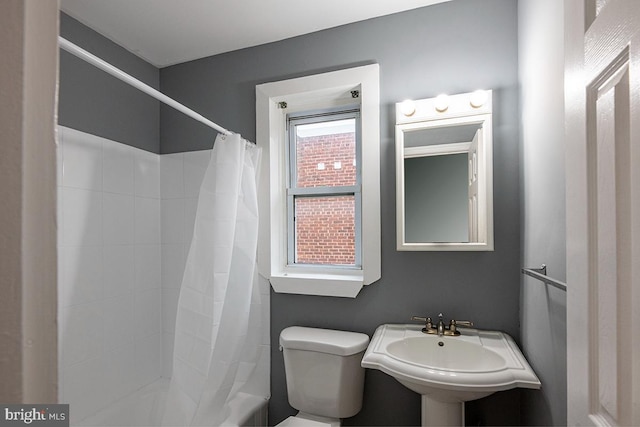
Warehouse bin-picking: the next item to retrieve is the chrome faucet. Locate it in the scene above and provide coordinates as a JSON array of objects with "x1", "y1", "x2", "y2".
[
  {"x1": 436, "y1": 313, "x2": 445, "y2": 337},
  {"x1": 411, "y1": 313, "x2": 474, "y2": 336}
]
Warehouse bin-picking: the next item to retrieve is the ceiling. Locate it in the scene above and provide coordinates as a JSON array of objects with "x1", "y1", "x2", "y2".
[{"x1": 60, "y1": 0, "x2": 451, "y2": 68}]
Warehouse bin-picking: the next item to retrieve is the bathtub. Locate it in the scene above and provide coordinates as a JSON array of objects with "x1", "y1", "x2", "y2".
[{"x1": 76, "y1": 379, "x2": 268, "y2": 427}]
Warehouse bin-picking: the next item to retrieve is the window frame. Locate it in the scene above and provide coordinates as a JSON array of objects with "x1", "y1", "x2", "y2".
[
  {"x1": 286, "y1": 107, "x2": 362, "y2": 269},
  {"x1": 256, "y1": 64, "x2": 380, "y2": 298}
]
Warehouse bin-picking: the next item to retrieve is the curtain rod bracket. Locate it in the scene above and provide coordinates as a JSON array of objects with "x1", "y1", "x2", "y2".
[{"x1": 529, "y1": 264, "x2": 547, "y2": 275}]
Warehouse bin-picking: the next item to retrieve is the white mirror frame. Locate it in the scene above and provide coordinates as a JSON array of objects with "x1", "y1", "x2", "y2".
[{"x1": 395, "y1": 91, "x2": 494, "y2": 251}]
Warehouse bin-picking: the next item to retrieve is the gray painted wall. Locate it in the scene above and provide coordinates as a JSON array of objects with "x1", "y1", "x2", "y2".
[
  {"x1": 58, "y1": 13, "x2": 160, "y2": 153},
  {"x1": 518, "y1": 0, "x2": 567, "y2": 425},
  {"x1": 160, "y1": 1, "x2": 524, "y2": 425}
]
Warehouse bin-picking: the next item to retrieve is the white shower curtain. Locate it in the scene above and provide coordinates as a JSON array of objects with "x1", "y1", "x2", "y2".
[{"x1": 162, "y1": 133, "x2": 263, "y2": 426}]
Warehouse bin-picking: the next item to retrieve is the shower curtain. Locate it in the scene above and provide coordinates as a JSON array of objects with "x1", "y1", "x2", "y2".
[{"x1": 162, "y1": 133, "x2": 263, "y2": 426}]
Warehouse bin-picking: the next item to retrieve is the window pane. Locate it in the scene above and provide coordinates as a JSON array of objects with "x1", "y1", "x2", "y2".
[
  {"x1": 295, "y1": 119, "x2": 356, "y2": 188},
  {"x1": 294, "y1": 195, "x2": 355, "y2": 266}
]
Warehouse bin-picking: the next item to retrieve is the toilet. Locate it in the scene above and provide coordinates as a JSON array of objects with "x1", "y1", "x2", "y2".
[{"x1": 277, "y1": 326, "x2": 370, "y2": 426}]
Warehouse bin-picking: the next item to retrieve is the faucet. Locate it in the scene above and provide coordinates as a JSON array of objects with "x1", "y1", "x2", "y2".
[
  {"x1": 436, "y1": 313, "x2": 445, "y2": 337},
  {"x1": 411, "y1": 313, "x2": 474, "y2": 336}
]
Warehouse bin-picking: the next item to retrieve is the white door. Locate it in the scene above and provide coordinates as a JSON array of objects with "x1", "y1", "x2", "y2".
[{"x1": 565, "y1": 0, "x2": 640, "y2": 425}]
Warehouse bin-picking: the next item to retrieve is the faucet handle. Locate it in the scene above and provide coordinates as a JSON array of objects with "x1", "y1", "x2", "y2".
[
  {"x1": 411, "y1": 316, "x2": 435, "y2": 334},
  {"x1": 451, "y1": 320, "x2": 473, "y2": 327},
  {"x1": 449, "y1": 319, "x2": 474, "y2": 335}
]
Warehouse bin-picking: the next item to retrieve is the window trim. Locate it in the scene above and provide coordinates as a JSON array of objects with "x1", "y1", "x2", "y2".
[{"x1": 256, "y1": 64, "x2": 380, "y2": 298}]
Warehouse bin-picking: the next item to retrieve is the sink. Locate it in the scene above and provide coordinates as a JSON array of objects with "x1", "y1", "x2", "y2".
[
  {"x1": 386, "y1": 336, "x2": 507, "y2": 373},
  {"x1": 361, "y1": 324, "x2": 540, "y2": 426}
]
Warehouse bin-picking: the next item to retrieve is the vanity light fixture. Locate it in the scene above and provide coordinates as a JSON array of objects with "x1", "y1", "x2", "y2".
[
  {"x1": 469, "y1": 90, "x2": 488, "y2": 108},
  {"x1": 434, "y1": 94, "x2": 449, "y2": 112},
  {"x1": 400, "y1": 100, "x2": 416, "y2": 116}
]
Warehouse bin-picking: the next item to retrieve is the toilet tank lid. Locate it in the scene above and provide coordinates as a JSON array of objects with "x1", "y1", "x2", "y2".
[{"x1": 279, "y1": 326, "x2": 370, "y2": 356}]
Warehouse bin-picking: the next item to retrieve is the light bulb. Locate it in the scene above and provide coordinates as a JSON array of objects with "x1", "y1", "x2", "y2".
[
  {"x1": 400, "y1": 100, "x2": 416, "y2": 116},
  {"x1": 470, "y1": 90, "x2": 488, "y2": 108},
  {"x1": 434, "y1": 94, "x2": 449, "y2": 112}
]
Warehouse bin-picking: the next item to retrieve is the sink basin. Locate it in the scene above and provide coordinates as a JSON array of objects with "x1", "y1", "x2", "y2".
[
  {"x1": 386, "y1": 336, "x2": 507, "y2": 373},
  {"x1": 361, "y1": 324, "x2": 540, "y2": 426}
]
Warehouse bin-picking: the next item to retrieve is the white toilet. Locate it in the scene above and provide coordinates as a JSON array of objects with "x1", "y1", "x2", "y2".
[{"x1": 277, "y1": 326, "x2": 370, "y2": 426}]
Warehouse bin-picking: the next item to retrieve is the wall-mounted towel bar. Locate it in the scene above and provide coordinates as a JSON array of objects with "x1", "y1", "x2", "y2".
[{"x1": 521, "y1": 264, "x2": 567, "y2": 292}]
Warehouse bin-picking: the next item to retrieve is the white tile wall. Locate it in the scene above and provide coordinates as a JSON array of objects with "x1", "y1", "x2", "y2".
[
  {"x1": 161, "y1": 244, "x2": 185, "y2": 290},
  {"x1": 135, "y1": 150, "x2": 161, "y2": 199},
  {"x1": 159, "y1": 150, "x2": 212, "y2": 378},
  {"x1": 62, "y1": 355, "x2": 105, "y2": 421},
  {"x1": 58, "y1": 128, "x2": 269, "y2": 422},
  {"x1": 103, "y1": 295, "x2": 135, "y2": 349},
  {"x1": 135, "y1": 333, "x2": 163, "y2": 386},
  {"x1": 161, "y1": 199, "x2": 185, "y2": 244},
  {"x1": 135, "y1": 245, "x2": 162, "y2": 291},
  {"x1": 103, "y1": 193, "x2": 135, "y2": 245},
  {"x1": 103, "y1": 142, "x2": 134, "y2": 195},
  {"x1": 160, "y1": 153, "x2": 184, "y2": 199},
  {"x1": 103, "y1": 343, "x2": 137, "y2": 404},
  {"x1": 60, "y1": 244, "x2": 103, "y2": 306},
  {"x1": 103, "y1": 245, "x2": 135, "y2": 299},
  {"x1": 183, "y1": 150, "x2": 209, "y2": 198},
  {"x1": 58, "y1": 127, "x2": 162, "y2": 423},
  {"x1": 60, "y1": 302, "x2": 104, "y2": 367},
  {"x1": 62, "y1": 128, "x2": 102, "y2": 191},
  {"x1": 135, "y1": 197, "x2": 161, "y2": 245},
  {"x1": 134, "y1": 289, "x2": 162, "y2": 339},
  {"x1": 62, "y1": 187, "x2": 102, "y2": 246}
]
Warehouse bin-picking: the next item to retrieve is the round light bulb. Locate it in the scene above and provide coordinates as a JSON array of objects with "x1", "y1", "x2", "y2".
[
  {"x1": 400, "y1": 100, "x2": 416, "y2": 116},
  {"x1": 470, "y1": 90, "x2": 488, "y2": 108},
  {"x1": 434, "y1": 94, "x2": 449, "y2": 112}
]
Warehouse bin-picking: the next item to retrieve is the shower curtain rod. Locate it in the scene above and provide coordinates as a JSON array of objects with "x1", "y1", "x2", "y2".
[{"x1": 58, "y1": 37, "x2": 233, "y2": 136}]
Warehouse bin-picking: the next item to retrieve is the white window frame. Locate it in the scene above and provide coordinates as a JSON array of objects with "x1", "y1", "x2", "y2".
[
  {"x1": 286, "y1": 107, "x2": 362, "y2": 268},
  {"x1": 256, "y1": 64, "x2": 380, "y2": 298}
]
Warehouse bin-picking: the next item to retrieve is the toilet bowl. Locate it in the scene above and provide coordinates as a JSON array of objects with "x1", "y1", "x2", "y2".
[{"x1": 276, "y1": 326, "x2": 369, "y2": 426}]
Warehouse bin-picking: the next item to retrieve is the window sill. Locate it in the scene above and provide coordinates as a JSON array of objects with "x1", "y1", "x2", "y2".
[{"x1": 269, "y1": 272, "x2": 364, "y2": 298}]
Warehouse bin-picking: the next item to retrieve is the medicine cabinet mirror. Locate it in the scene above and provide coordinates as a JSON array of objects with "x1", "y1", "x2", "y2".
[{"x1": 395, "y1": 91, "x2": 493, "y2": 251}]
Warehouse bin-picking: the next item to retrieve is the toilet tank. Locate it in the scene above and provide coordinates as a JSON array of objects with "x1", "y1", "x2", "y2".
[{"x1": 279, "y1": 327, "x2": 370, "y2": 419}]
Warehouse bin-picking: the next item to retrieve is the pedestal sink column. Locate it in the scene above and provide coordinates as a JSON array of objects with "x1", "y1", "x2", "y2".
[{"x1": 421, "y1": 396, "x2": 464, "y2": 426}]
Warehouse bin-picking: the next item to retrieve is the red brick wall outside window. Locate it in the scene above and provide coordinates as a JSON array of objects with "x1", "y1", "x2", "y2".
[{"x1": 294, "y1": 132, "x2": 356, "y2": 265}]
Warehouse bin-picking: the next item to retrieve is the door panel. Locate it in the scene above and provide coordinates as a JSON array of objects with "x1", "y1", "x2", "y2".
[
  {"x1": 589, "y1": 58, "x2": 631, "y2": 426},
  {"x1": 566, "y1": 0, "x2": 639, "y2": 425}
]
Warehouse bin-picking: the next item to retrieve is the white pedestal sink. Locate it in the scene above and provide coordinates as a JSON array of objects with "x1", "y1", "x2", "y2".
[{"x1": 361, "y1": 324, "x2": 541, "y2": 426}]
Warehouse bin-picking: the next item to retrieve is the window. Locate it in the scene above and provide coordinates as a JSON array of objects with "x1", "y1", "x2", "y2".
[
  {"x1": 287, "y1": 108, "x2": 361, "y2": 268},
  {"x1": 256, "y1": 64, "x2": 380, "y2": 297}
]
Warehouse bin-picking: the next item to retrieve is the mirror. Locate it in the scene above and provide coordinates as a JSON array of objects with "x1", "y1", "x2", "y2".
[{"x1": 395, "y1": 91, "x2": 493, "y2": 251}]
